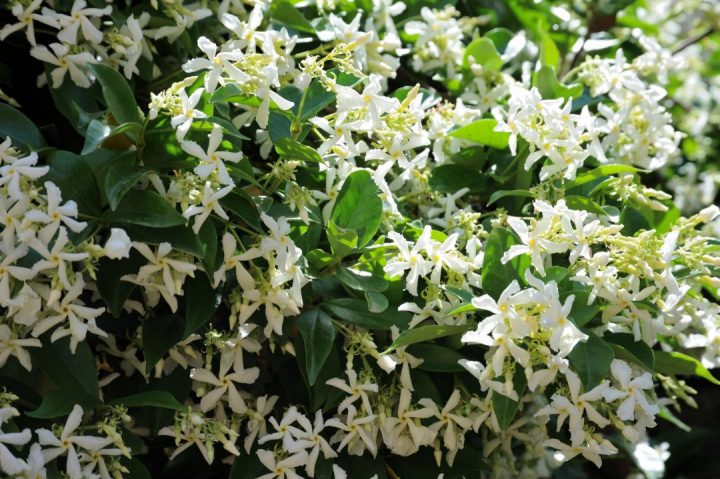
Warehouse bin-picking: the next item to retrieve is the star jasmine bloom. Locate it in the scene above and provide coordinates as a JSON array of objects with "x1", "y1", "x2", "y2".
[
  {"x1": 535, "y1": 370, "x2": 612, "y2": 446},
  {"x1": 254, "y1": 72, "x2": 295, "y2": 129},
  {"x1": 526, "y1": 271, "x2": 588, "y2": 356},
  {"x1": 214, "y1": 232, "x2": 255, "y2": 288},
  {"x1": 0, "y1": 152, "x2": 49, "y2": 201},
  {"x1": 0, "y1": 324, "x2": 41, "y2": 371},
  {"x1": 502, "y1": 216, "x2": 566, "y2": 276},
  {"x1": 325, "y1": 405, "x2": 378, "y2": 457},
  {"x1": 464, "y1": 327, "x2": 530, "y2": 378},
  {"x1": 29, "y1": 227, "x2": 89, "y2": 290},
  {"x1": 52, "y1": 0, "x2": 112, "y2": 45},
  {"x1": 420, "y1": 389, "x2": 474, "y2": 454},
  {"x1": 384, "y1": 388, "x2": 435, "y2": 454},
  {"x1": 221, "y1": 5, "x2": 264, "y2": 52},
  {"x1": 183, "y1": 182, "x2": 234, "y2": 234},
  {"x1": 244, "y1": 395, "x2": 279, "y2": 453},
  {"x1": 0, "y1": 427, "x2": 32, "y2": 475},
  {"x1": 78, "y1": 440, "x2": 129, "y2": 479},
  {"x1": 24, "y1": 182, "x2": 87, "y2": 238},
  {"x1": 335, "y1": 74, "x2": 399, "y2": 130},
  {"x1": 181, "y1": 125, "x2": 243, "y2": 185},
  {"x1": 425, "y1": 233, "x2": 468, "y2": 284},
  {"x1": 258, "y1": 406, "x2": 305, "y2": 452},
  {"x1": 191, "y1": 354, "x2": 259, "y2": 414},
  {"x1": 465, "y1": 280, "x2": 536, "y2": 341},
  {"x1": 103, "y1": 228, "x2": 132, "y2": 260},
  {"x1": 384, "y1": 227, "x2": 432, "y2": 296},
  {"x1": 286, "y1": 410, "x2": 338, "y2": 477},
  {"x1": 0, "y1": 244, "x2": 35, "y2": 307},
  {"x1": 544, "y1": 437, "x2": 617, "y2": 468},
  {"x1": 157, "y1": 413, "x2": 215, "y2": 464},
  {"x1": 31, "y1": 273, "x2": 106, "y2": 353},
  {"x1": 21, "y1": 443, "x2": 46, "y2": 479},
  {"x1": 602, "y1": 286, "x2": 657, "y2": 344},
  {"x1": 152, "y1": 8, "x2": 212, "y2": 42},
  {"x1": 183, "y1": 36, "x2": 247, "y2": 93},
  {"x1": 38, "y1": 405, "x2": 114, "y2": 479},
  {"x1": 607, "y1": 359, "x2": 659, "y2": 422},
  {"x1": 256, "y1": 449, "x2": 308, "y2": 479},
  {"x1": 171, "y1": 88, "x2": 208, "y2": 140},
  {"x1": 29, "y1": 43, "x2": 95, "y2": 88},
  {"x1": 326, "y1": 368, "x2": 379, "y2": 413},
  {"x1": 0, "y1": 0, "x2": 58, "y2": 46},
  {"x1": 258, "y1": 213, "x2": 301, "y2": 270},
  {"x1": 131, "y1": 242, "x2": 197, "y2": 297}
]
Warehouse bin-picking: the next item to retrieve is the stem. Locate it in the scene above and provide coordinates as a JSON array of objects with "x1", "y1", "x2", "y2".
[{"x1": 673, "y1": 28, "x2": 714, "y2": 55}]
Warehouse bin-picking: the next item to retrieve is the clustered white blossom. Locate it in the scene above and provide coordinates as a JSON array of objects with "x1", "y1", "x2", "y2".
[{"x1": 1, "y1": 0, "x2": 720, "y2": 478}]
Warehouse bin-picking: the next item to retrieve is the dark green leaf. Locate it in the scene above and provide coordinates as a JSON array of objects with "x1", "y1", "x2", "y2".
[
  {"x1": 492, "y1": 367, "x2": 527, "y2": 430},
  {"x1": 96, "y1": 250, "x2": 144, "y2": 317},
  {"x1": 296, "y1": 309, "x2": 336, "y2": 385},
  {"x1": 105, "y1": 190, "x2": 185, "y2": 227},
  {"x1": 88, "y1": 63, "x2": 143, "y2": 125},
  {"x1": 103, "y1": 158, "x2": 149, "y2": 210},
  {"x1": 330, "y1": 170, "x2": 382, "y2": 249},
  {"x1": 26, "y1": 389, "x2": 100, "y2": 418},
  {"x1": 408, "y1": 344, "x2": 466, "y2": 372},
  {"x1": 654, "y1": 351, "x2": 720, "y2": 385},
  {"x1": 45, "y1": 151, "x2": 102, "y2": 216},
  {"x1": 108, "y1": 391, "x2": 185, "y2": 410},
  {"x1": 429, "y1": 164, "x2": 486, "y2": 193},
  {"x1": 143, "y1": 315, "x2": 186, "y2": 373},
  {"x1": 481, "y1": 227, "x2": 530, "y2": 300},
  {"x1": 31, "y1": 336, "x2": 99, "y2": 399},
  {"x1": 321, "y1": 298, "x2": 409, "y2": 330},
  {"x1": 449, "y1": 119, "x2": 510, "y2": 149},
  {"x1": 184, "y1": 274, "x2": 221, "y2": 337},
  {"x1": 384, "y1": 324, "x2": 474, "y2": 353},
  {"x1": 275, "y1": 137, "x2": 321, "y2": 163},
  {"x1": 220, "y1": 191, "x2": 261, "y2": 231},
  {"x1": 327, "y1": 220, "x2": 358, "y2": 260},
  {"x1": 336, "y1": 267, "x2": 388, "y2": 292},
  {"x1": 0, "y1": 102, "x2": 46, "y2": 150},
  {"x1": 568, "y1": 332, "x2": 614, "y2": 389},
  {"x1": 487, "y1": 189, "x2": 535, "y2": 205},
  {"x1": 605, "y1": 333, "x2": 654, "y2": 372},
  {"x1": 269, "y1": 0, "x2": 316, "y2": 34}
]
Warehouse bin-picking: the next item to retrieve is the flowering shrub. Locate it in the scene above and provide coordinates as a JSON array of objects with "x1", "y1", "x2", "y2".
[{"x1": 1, "y1": 0, "x2": 720, "y2": 477}]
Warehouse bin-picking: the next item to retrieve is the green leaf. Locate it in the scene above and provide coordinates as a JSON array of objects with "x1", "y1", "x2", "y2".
[
  {"x1": 229, "y1": 454, "x2": 266, "y2": 479},
  {"x1": 408, "y1": 344, "x2": 466, "y2": 372},
  {"x1": 327, "y1": 220, "x2": 358, "y2": 259},
  {"x1": 565, "y1": 195, "x2": 608, "y2": 217},
  {"x1": 654, "y1": 351, "x2": 720, "y2": 385},
  {"x1": 88, "y1": 63, "x2": 143, "y2": 125},
  {"x1": 533, "y1": 65, "x2": 583, "y2": 100},
  {"x1": 26, "y1": 388, "x2": 100, "y2": 418},
  {"x1": 481, "y1": 227, "x2": 530, "y2": 300},
  {"x1": 336, "y1": 267, "x2": 388, "y2": 292},
  {"x1": 103, "y1": 159, "x2": 149, "y2": 210},
  {"x1": 82, "y1": 120, "x2": 143, "y2": 155},
  {"x1": 0, "y1": 102, "x2": 46, "y2": 150},
  {"x1": 330, "y1": 170, "x2": 382, "y2": 248},
  {"x1": 322, "y1": 298, "x2": 410, "y2": 330},
  {"x1": 463, "y1": 37, "x2": 504, "y2": 70},
  {"x1": 269, "y1": 0, "x2": 316, "y2": 34},
  {"x1": 605, "y1": 333, "x2": 654, "y2": 372},
  {"x1": 220, "y1": 191, "x2": 261, "y2": 231},
  {"x1": 428, "y1": 164, "x2": 486, "y2": 193},
  {"x1": 539, "y1": 31, "x2": 560, "y2": 68},
  {"x1": 492, "y1": 367, "x2": 527, "y2": 430},
  {"x1": 123, "y1": 224, "x2": 204, "y2": 258},
  {"x1": 275, "y1": 137, "x2": 321, "y2": 163},
  {"x1": 31, "y1": 336, "x2": 99, "y2": 400},
  {"x1": 295, "y1": 309, "x2": 336, "y2": 386},
  {"x1": 566, "y1": 164, "x2": 641, "y2": 189},
  {"x1": 96, "y1": 250, "x2": 144, "y2": 317},
  {"x1": 384, "y1": 324, "x2": 473, "y2": 354},
  {"x1": 568, "y1": 332, "x2": 614, "y2": 389},
  {"x1": 108, "y1": 391, "x2": 185, "y2": 411},
  {"x1": 364, "y1": 291, "x2": 389, "y2": 313},
  {"x1": 184, "y1": 274, "x2": 221, "y2": 337},
  {"x1": 105, "y1": 190, "x2": 186, "y2": 227},
  {"x1": 45, "y1": 151, "x2": 102, "y2": 216},
  {"x1": 449, "y1": 119, "x2": 510, "y2": 149},
  {"x1": 487, "y1": 189, "x2": 535, "y2": 205},
  {"x1": 143, "y1": 315, "x2": 186, "y2": 373}
]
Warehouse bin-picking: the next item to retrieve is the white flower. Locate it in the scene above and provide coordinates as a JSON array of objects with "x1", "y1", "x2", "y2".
[
  {"x1": 257, "y1": 449, "x2": 308, "y2": 479},
  {"x1": 53, "y1": 0, "x2": 111, "y2": 45},
  {"x1": 171, "y1": 88, "x2": 208, "y2": 140},
  {"x1": 183, "y1": 36, "x2": 246, "y2": 93},
  {"x1": 608, "y1": 359, "x2": 659, "y2": 422},
  {"x1": 0, "y1": 426, "x2": 31, "y2": 475},
  {"x1": 0, "y1": 0, "x2": 58, "y2": 46},
  {"x1": 191, "y1": 354, "x2": 259, "y2": 414},
  {"x1": 384, "y1": 227, "x2": 432, "y2": 296},
  {"x1": 544, "y1": 437, "x2": 617, "y2": 468},
  {"x1": 181, "y1": 125, "x2": 243, "y2": 186},
  {"x1": 29, "y1": 43, "x2": 95, "y2": 88},
  {"x1": 103, "y1": 228, "x2": 132, "y2": 259},
  {"x1": 183, "y1": 182, "x2": 233, "y2": 234},
  {"x1": 326, "y1": 405, "x2": 378, "y2": 457},
  {"x1": 0, "y1": 152, "x2": 49, "y2": 201},
  {"x1": 286, "y1": 410, "x2": 337, "y2": 477},
  {"x1": 24, "y1": 182, "x2": 87, "y2": 239},
  {"x1": 0, "y1": 324, "x2": 41, "y2": 371},
  {"x1": 38, "y1": 405, "x2": 113, "y2": 479},
  {"x1": 326, "y1": 368, "x2": 379, "y2": 413},
  {"x1": 420, "y1": 389, "x2": 474, "y2": 456}
]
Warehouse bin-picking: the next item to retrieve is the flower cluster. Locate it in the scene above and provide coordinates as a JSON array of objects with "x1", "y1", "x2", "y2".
[{"x1": 1, "y1": 0, "x2": 719, "y2": 478}]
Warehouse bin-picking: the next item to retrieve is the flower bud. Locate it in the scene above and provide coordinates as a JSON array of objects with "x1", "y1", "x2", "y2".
[{"x1": 104, "y1": 228, "x2": 132, "y2": 259}]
